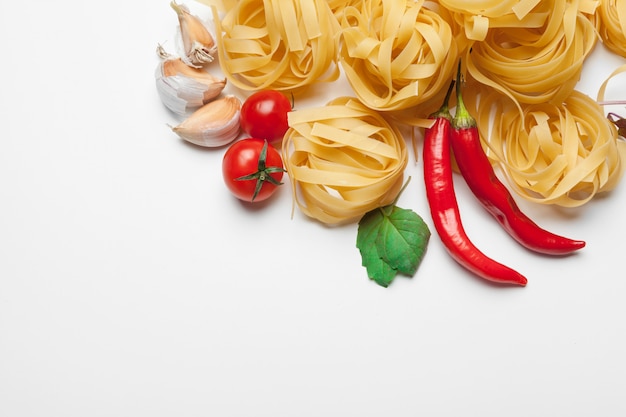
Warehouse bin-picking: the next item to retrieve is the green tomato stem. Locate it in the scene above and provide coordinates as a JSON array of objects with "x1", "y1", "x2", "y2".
[{"x1": 235, "y1": 140, "x2": 286, "y2": 201}]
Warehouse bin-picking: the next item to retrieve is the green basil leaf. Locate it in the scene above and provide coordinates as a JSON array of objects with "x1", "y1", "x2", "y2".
[
  {"x1": 376, "y1": 206, "x2": 430, "y2": 276},
  {"x1": 357, "y1": 209, "x2": 395, "y2": 287},
  {"x1": 357, "y1": 204, "x2": 431, "y2": 287}
]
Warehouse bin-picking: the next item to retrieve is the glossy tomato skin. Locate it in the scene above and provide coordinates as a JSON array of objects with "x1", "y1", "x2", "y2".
[
  {"x1": 240, "y1": 90, "x2": 292, "y2": 142},
  {"x1": 222, "y1": 138, "x2": 285, "y2": 202}
]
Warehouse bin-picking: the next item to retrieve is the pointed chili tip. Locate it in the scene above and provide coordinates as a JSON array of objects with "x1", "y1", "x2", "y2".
[
  {"x1": 571, "y1": 240, "x2": 586, "y2": 251},
  {"x1": 564, "y1": 239, "x2": 587, "y2": 254},
  {"x1": 506, "y1": 272, "x2": 528, "y2": 286},
  {"x1": 487, "y1": 276, "x2": 528, "y2": 286},
  {"x1": 538, "y1": 239, "x2": 586, "y2": 255},
  {"x1": 487, "y1": 272, "x2": 527, "y2": 286}
]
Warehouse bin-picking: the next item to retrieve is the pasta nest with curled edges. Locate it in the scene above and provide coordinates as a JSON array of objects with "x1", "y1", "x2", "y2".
[
  {"x1": 465, "y1": 0, "x2": 597, "y2": 106},
  {"x1": 465, "y1": 84, "x2": 626, "y2": 207},
  {"x1": 281, "y1": 97, "x2": 408, "y2": 225},
  {"x1": 337, "y1": 0, "x2": 458, "y2": 112},
  {"x1": 210, "y1": 0, "x2": 340, "y2": 92},
  {"x1": 596, "y1": 0, "x2": 626, "y2": 58},
  {"x1": 438, "y1": 0, "x2": 561, "y2": 42}
]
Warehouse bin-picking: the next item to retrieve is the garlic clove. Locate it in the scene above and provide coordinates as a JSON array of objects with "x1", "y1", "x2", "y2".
[
  {"x1": 155, "y1": 56, "x2": 227, "y2": 115},
  {"x1": 171, "y1": 95, "x2": 242, "y2": 147},
  {"x1": 170, "y1": 1, "x2": 216, "y2": 67},
  {"x1": 162, "y1": 58, "x2": 226, "y2": 103}
]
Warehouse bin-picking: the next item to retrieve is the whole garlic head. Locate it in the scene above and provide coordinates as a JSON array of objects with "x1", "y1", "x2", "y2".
[
  {"x1": 155, "y1": 54, "x2": 226, "y2": 116},
  {"x1": 171, "y1": 95, "x2": 242, "y2": 147}
]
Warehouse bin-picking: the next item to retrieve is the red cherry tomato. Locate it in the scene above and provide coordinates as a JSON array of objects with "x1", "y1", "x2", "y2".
[
  {"x1": 240, "y1": 90, "x2": 292, "y2": 142},
  {"x1": 222, "y1": 138, "x2": 285, "y2": 202}
]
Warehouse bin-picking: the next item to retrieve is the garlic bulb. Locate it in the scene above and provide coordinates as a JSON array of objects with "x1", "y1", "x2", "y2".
[
  {"x1": 170, "y1": 1, "x2": 217, "y2": 67},
  {"x1": 155, "y1": 54, "x2": 226, "y2": 116},
  {"x1": 171, "y1": 95, "x2": 242, "y2": 147}
]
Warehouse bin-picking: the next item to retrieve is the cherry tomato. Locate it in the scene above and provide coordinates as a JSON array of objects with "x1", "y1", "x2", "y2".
[
  {"x1": 240, "y1": 90, "x2": 292, "y2": 142},
  {"x1": 222, "y1": 138, "x2": 285, "y2": 202}
]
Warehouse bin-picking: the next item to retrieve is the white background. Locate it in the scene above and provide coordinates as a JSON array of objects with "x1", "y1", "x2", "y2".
[{"x1": 1, "y1": 1, "x2": 626, "y2": 416}]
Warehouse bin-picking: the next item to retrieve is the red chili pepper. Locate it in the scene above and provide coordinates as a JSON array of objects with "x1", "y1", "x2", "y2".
[
  {"x1": 423, "y1": 81, "x2": 528, "y2": 286},
  {"x1": 450, "y1": 71, "x2": 586, "y2": 255}
]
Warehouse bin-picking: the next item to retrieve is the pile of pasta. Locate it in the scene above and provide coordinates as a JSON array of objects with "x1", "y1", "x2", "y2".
[
  {"x1": 196, "y1": 0, "x2": 626, "y2": 222},
  {"x1": 205, "y1": 0, "x2": 341, "y2": 91},
  {"x1": 458, "y1": 0, "x2": 626, "y2": 207},
  {"x1": 281, "y1": 97, "x2": 408, "y2": 225}
]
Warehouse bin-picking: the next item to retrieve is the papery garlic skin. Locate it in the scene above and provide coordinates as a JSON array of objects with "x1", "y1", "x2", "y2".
[
  {"x1": 155, "y1": 56, "x2": 226, "y2": 115},
  {"x1": 171, "y1": 95, "x2": 242, "y2": 147},
  {"x1": 170, "y1": 1, "x2": 217, "y2": 67}
]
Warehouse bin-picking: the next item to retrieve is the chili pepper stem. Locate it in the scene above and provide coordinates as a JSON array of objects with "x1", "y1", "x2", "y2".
[
  {"x1": 452, "y1": 63, "x2": 476, "y2": 130},
  {"x1": 430, "y1": 80, "x2": 455, "y2": 120}
]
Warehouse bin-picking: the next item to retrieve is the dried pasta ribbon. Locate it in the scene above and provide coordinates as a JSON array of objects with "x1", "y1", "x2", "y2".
[
  {"x1": 474, "y1": 90, "x2": 626, "y2": 207},
  {"x1": 281, "y1": 97, "x2": 408, "y2": 225},
  {"x1": 337, "y1": 0, "x2": 458, "y2": 111},
  {"x1": 466, "y1": 0, "x2": 597, "y2": 107},
  {"x1": 439, "y1": 0, "x2": 548, "y2": 41},
  {"x1": 195, "y1": 0, "x2": 238, "y2": 11},
  {"x1": 596, "y1": 0, "x2": 626, "y2": 58},
  {"x1": 597, "y1": 63, "x2": 626, "y2": 105},
  {"x1": 209, "y1": 0, "x2": 340, "y2": 91},
  {"x1": 327, "y1": 0, "x2": 362, "y2": 19},
  {"x1": 439, "y1": 0, "x2": 537, "y2": 17}
]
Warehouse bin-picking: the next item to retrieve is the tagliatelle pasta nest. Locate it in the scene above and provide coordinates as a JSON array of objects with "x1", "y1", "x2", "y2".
[
  {"x1": 208, "y1": 0, "x2": 341, "y2": 91},
  {"x1": 439, "y1": 0, "x2": 549, "y2": 41},
  {"x1": 467, "y1": 86, "x2": 626, "y2": 207},
  {"x1": 596, "y1": 0, "x2": 626, "y2": 58},
  {"x1": 337, "y1": 0, "x2": 458, "y2": 111},
  {"x1": 281, "y1": 97, "x2": 408, "y2": 225},
  {"x1": 465, "y1": 0, "x2": 597, "y2": 107}
]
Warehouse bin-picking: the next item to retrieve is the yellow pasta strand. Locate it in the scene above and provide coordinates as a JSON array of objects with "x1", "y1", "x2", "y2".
[
  {"x1": 195, "y1": 0, "x2": 237, "y2": 11},
  {"x1": 327, "y1": 0, "x2": 362, "y2": 18},
  {"x1": 438, "y1": 0, "x2": 551, "y2": 41},
  {"x1": 337, "y1": 0, "x2": 459, "y2": 111},
  {"x1": 282, "y1": 97, "x2": 408, "y2": 225},
  {"x1": 597, "y1": 63, "x2": 626, "y2": 105},
  {"x1": 209, "y1": 0, "x2": 341, "y2": 92}
]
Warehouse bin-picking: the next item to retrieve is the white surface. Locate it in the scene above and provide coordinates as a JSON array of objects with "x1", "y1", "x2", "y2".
[{"x1": 1, "y1": 2, "x2": 626, "y2": 416}]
